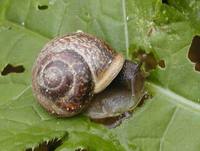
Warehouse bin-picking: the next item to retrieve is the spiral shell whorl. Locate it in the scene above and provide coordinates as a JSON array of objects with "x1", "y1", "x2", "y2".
[
  {"x1": 32, "y1": 49, "x2": 94, "y2": 117},
  {"x1": 42, "y1": 32, "x2": 124, "y2": 93}
]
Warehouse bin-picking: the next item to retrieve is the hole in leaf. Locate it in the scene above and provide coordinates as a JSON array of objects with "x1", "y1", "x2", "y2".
[
  {"x1": 188, "y1": 36, "x2": 200, "y2": 72},
  {"x1": 134, "y1": 51, "x2": 157, "y2": 71},
  {"x1": 133, "y1": 50, "x2": 165, "y2": 71},
  {"x1": 1, "y1": 64, "x2": 25, "y2": 76},
  {"x1": 162, "y1": 0, "x2": 169, "y2": 4},
  {"x1": 195, "y1": 63, "x2": 200, "y2": 71},
  {"x1": 188, "y1": 36, "x2": 200, "y2": 62},
  {"x1": 26, "y1": 138, "x2": 62, "y2": 151},
  {"x1": 38, "y1": 5, "x2": 48, "y2": 10},
  {"x1": 158, "y1": 60, "x2": 166, "y2": 68}
]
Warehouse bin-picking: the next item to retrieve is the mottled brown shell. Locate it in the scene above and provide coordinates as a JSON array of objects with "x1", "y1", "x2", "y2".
[{"x1": 32, "y1": 32, "x2": 124, "y2": 117}]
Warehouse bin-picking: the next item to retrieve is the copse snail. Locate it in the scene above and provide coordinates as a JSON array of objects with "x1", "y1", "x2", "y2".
[{"x1": 32, "y1": 32, "x2": 144, "y2": 118}]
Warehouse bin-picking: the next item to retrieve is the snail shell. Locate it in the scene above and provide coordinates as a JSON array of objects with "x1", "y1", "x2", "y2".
[{"x1": 32, "y1": 32, "x2": 125, "y2": 117}]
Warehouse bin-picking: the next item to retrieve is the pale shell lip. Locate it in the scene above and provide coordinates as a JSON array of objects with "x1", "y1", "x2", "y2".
[{"x1": 94, "y1": 53, "x2": 125, "y2": 93}]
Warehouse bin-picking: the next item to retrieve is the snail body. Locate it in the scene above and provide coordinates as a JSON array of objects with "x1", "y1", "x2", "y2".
[
  {"x1": 32, "y1": 32, "x2": 125, "y2": 117},
  {"x1": 85, "y1": 61, "x2": 145, "y2": 121}
]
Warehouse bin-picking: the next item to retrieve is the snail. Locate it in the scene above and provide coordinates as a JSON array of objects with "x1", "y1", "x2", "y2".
[{"x1": 32, "y1": 32, "x2": 145, "y2": 118}]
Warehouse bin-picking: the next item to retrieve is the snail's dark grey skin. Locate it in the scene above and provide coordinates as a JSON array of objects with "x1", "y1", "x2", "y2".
[
  {"x1": 85, "y1": 61, "x2": 145, "y2": 120},
  {"x1": 32, "y1": 32, "x2": 125, "y2": 117}
]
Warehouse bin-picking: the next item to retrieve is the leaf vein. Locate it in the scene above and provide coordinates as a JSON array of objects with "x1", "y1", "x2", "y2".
[
  {"x1": 57, "y1": 1, "x2": 68, "y2": 36},
  {"x1": 149, "y1": 82, "x2": 200, "y2": 113},
  {"x1": 12, "y1": 85, "x2": 31, "y2": 100},
  {"x1": 159, "y1": 107, "x2": 178, "y2": 151},
  {"x1": 0, "y1": 118, "x2": 31, "y2": 126},
  {"x1": 122, "y1": 0, "x2": 129, "y2": 58}
]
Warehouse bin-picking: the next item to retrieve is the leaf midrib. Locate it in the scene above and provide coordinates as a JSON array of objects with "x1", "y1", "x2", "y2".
[
  {"x1": 122, "y1": 0, "x2": 129, "y2": 58},
  {"x1": 148, "y1": 82, "x2": 200, "y2": 113}
]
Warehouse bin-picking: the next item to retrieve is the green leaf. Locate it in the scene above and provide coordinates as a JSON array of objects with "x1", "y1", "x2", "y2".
[
  {"x1": 56, "y1": 131, "x2": 124, "y2": 151},
  {"x1": 0, "y1": 0, "x2": 200, "y2": 150},
  {"x1": 113, "y1": 0, "x2": 200, "y2": 151}
]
